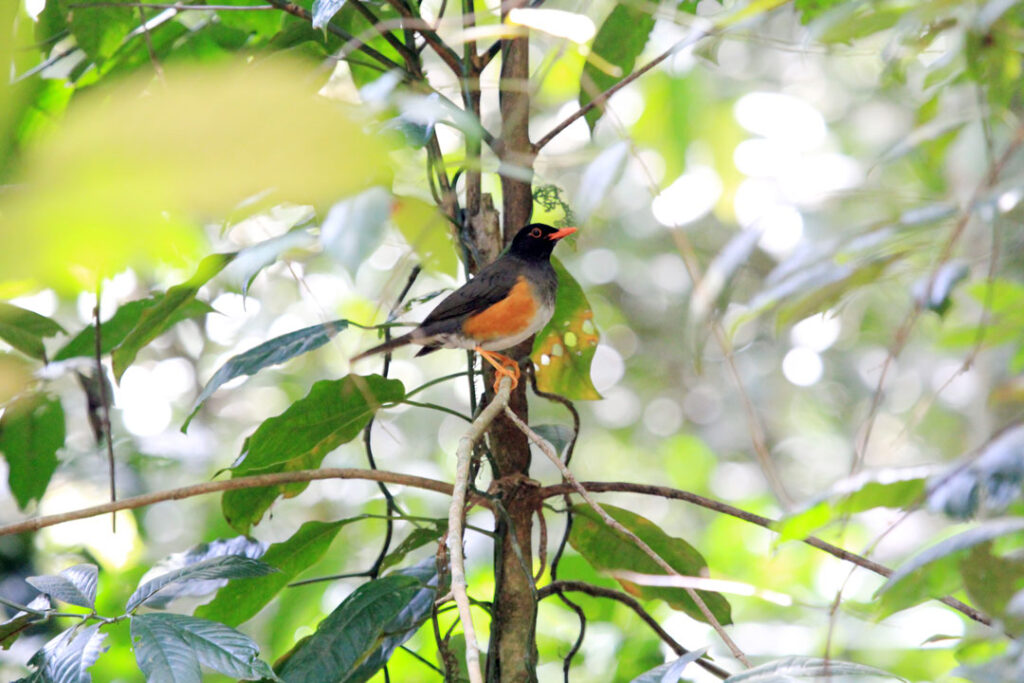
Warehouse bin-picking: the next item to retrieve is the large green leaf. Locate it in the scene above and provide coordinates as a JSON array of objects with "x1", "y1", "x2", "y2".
[
  {"x1": 392, "y1": 195, "x2": 458, "y2": 277},
  {"x1": 26, "y1": 564, "x2": 98, "y2": 610},
  {"x1": 0, "y1": 303, "x2": 65, "y2": 361},
  {"x1": 61, "y1": 0, "x2": 135, "y2": 64},
  {"x1": 183, "y1": 319, "x2": 352, "y2": 431},
  {"x1": 131, "y1": 613, "x2": 276, "y2": 683},
  {"x1": 0, "y1": 393, "x2": 64, "y2": 510},
  {"x1": 723, "y1": 656, "x2": 904, "y2": 681},
  {"x1": 221, "y1": 374, "x2": 405, "y2": 532},
  {"x1": 0, "y1": 59, "x2": 396, "y2": 292},
  {"x1": 580, "y1": 4, "x2": 655, "y2": 131},
  {"x1": 196, "y1": 519, "x2": 359, "y2": 627},
  {"x1": 276, "y1": 560, "x2": 437, "y2": 683},
  {"x1": 531, "y1": 258, "x2": 601, "y2": 400},
  {"x1": 111, "y1": 253, "x2": 232, "y2": 381},
  {"x1": 126, "y1": 556, "x2": 277, "y2": 613},
  {"x1": 568, "y1": 503, "x2": 731, "y2": 625}
]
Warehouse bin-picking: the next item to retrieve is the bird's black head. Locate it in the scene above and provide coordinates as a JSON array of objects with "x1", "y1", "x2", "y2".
[{"x1": 508, "y1": 223, "x2": 578, "y2": 261}]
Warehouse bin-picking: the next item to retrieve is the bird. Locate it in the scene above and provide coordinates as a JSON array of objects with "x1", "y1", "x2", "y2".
[{"x1": 353, "y1": 222, "x2": 578, "y2": 391}]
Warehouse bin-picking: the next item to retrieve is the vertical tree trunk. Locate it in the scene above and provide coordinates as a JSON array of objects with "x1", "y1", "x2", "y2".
[{"x1": 485, "y1": 1, "x2": 538, "y2": 680}]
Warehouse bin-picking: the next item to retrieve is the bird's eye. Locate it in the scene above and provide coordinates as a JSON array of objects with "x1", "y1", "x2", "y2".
[{"x1": 530, "y1": 227, "x2": 542, "y2": 238}]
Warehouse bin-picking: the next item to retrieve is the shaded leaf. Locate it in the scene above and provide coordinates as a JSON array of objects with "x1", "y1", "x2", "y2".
[
  {"x1": 126, "y1": 555, "x2": 277, "y2": 613},
  {"x1": 581, "y1": 4, "x2": 655, "y2": 131},
  {"x1": 277, "y1": 559, "x2": 438, "y2": 683},
  {"x1": 321, "y1": 186, "x2": 393, "y2": 274},
  {"x1": 196, "y1": 519, "x2": 359, "y2": 627},
  {"x1": 0, "y1": 595, "x2": 51, "y2": 651},
  {"x1": 183, "y1": 319, "x2": 352, "y2": 431},
  {"x1": 131, "y1": 613, "x2": 276, "y2": 682},
  {"x1": 378, "y1": 522, "x2": 446, "y2": 573},
  {"x1": 222, "y1": 374, "x2": 405, "y2": 532},
  {"x1": 0, "y1": 303, "x2": 65, "y2": 361},
  {"x1": 26, "y1": 564, "x2": 98, "y2": 610},
  {"x1": 531, "y1": 424, "x2": 574, "y2": 458},
  {"x1": 64, "y1": 0, "x2": 135, "y2": 63},
  {"x1": 135, "y1": 537, "x2": 267, "y2": 610},
  {"x1": 629, "y1": 647, "x2": 707, "y2": 682},
  {"x1": 392, "y1": 195, "x2": 457, "y2": 277},
  {"x1": 0, "y1": 393, "x2": 64, "y2": 510},
  {"x1": 961, "y1": 543, "x2": 1024, "y2": 634},
  {"x1": 19, "y1": 624, "x2": 108, "y2": 683},
  {"x1": 723, "y1": 656, "x2": 904, "y2": 681},
  {"x1": 531, "y1": 258, "x2": 601, "y2": 400},
  {"x1": 568, "y1": 503, "x2": 731, "y2": 625},
  {"x1": 929, "y1": 425, "x2": 1024, "y2": 519},
  {"x1": 112, "y1": 253, "x2": 233, "y2": 381}
]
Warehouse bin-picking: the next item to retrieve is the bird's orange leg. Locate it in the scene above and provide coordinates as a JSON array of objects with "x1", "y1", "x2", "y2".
[{"x1": 475, "y1": 346, "x2": 521, "y2": 393}]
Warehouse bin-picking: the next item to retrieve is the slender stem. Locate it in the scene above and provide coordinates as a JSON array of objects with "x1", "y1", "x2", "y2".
[{"x1": 93, "y1": 287, "x2": 117, "y2": 533}]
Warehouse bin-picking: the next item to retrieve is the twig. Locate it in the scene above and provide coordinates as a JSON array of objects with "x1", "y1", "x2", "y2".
[
  {"x1": 0, "y1": 468, "x2": 474, "y2": 539},
  {"x1": 448, "y1": 375, "x2": 513, "y2": 683},
  {"x1": 538, "y1": 581, "x2": 731, "y2": 680},
  {"x1": 92, "y1": 289, "x2": 117, "y2": 533},
  {"x1": 538, "y1": 480, "x2": 992, "y2": 627},
  {"x1": 68, "y1": 2, "x2": 275, "y2": 8},
  {"x1": 505, "y1": 410, "x2": 751, "y2": 667}
]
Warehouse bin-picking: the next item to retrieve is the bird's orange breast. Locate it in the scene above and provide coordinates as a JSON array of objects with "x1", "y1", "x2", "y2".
[{"x1": 461, "y1": 276, "x2": 538, "y2": 340}]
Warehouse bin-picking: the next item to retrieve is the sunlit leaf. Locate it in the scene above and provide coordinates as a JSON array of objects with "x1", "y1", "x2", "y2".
[
  {"x1": 26, "y1": 564, "x2": 98, "y2": 610},
  {"x1": 0, "y1": 303, "x2": 65, "y2": 361},
  {"x1": 277, "y1": 559, "x2": 437, "y2": 683},
  {"x1": 723, "y1": 656, "x2": 904, "y2": 681},
  {"x1": 0, "y1": 59, "x2": 395, "y2": 292},
  {"x1": 131, "y1": 613, "x2": 276, "y2": 682},
  {"x1": 126, "y1": 555, "x2": 277, "y2": 613},
  {"x1": 321, "y1": 187, "x2": 393, "y2": 274},
  {"x1": 183, "y1": 319, "x2": 352, "y2": 431},
  {"x1": 112, "y1": 253, "x2": 232, "y2": 381},
  {"x1": 215, "y1": 0, "x2": 284, "y2": 38},
  {"x1": 580, "y1": 4, "x2": 655, "y2": 131},
  {"x1": 629, "y1": 647, "x2": 706, "y2": 682},
  {"x1": 224, "y1": 225, "x2": 316, "y2": 298},
  {"x1": 221, "y1": 374, "x2": 405, "y2": 532},
  {"x1": 0, "y1": 393, "x2": 64, "y2": 510},
  {"x1": 568, "y1": 503, "x2": 731, "y2": 625},
  {"x1": 531, "y1": 258, "x2": 601, "y2": 400},
  {"x1": 312, "y1": 0, "x2": 347, "y2": 29},
  {"x1": 392, "y1": 195, "x2": 457, "y2": 277},
  {"x1": 196, "y1": 519, "x2": 361, "y2": 627}
]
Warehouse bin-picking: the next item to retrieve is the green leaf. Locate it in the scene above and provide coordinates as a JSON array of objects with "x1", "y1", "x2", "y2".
[
  {"x1": 961, "y1": 543, "x2": 1024, "y2": 634},
  {"x1": 277, "y1": 560, "x2": 437, "y2": 683},
  {"x1": 775, "y1": 466, "x2": 934, "y2": 542},
  {"x1": 392, "y1": 195, "x2": 457, "y2": 277},
  {"x1": 131, "y1": 613, "x2": 276, "y2": 683},
  {"x1": 0, "y1": 303, "x2": 65, "y2": 361},
  {"x1": 222, "y1": 374, "x2": 405, "y2": 532},
  {"x1": 196, "y1": 519, "x2": 359, "y2": 627},
  {"x1": 378, "y1": 522, "x2": 446, "y2": 573},
  {"x1": 215, "y1": 0, "x2": 284, "y2": 38},
  {"x1": 54, "y1": 297, "x2": 212, "y2": 362},
  {"x1": 580, "y1": 4, "x2": 655, "y2": 131},
  {"x1": 320, "y1": 187, "x2": 393, "y2": 274},
  {"x1": 531, "y1": 258, "x2": 601, "y2": 400},
  {"x1": 126, "y1": 556, "x2": 277, "y2": 613},
  {"x1": 876, "y1": 518, "x2": 1024, "y2": 616},
  {"x1": 20, "y1": 624, "x2": 108, "y2": 683},
  {"x1": 184, "y1": 319, "x2": 351, "y2": 432},
  {"x1": 112, "y1": 253, "x2": 232, "y2": 381},
  {"x1": 26, "y1": 564, "x2": 98, "y2": 610},
  {"x1": 568, "y1": 503, "x2": 731, "y2": 625},
  {"x1": 0, "y1": 393, "x2": 64, "y2": 510},
  {"x1": 723, "y1": 656, "x2": 905, "y2": 681},
  {"x1": 0, "y1": 596, "x2": 51, "y2": 651},
  {"x1": 531, "y1": 424, "x2": 574, "y2": 458},
  {"x1": 62, "y1": 0, "x2": 135, "y2": 63},
  {"x1": 224, "y1": 224, "x2": 316, "y2": 298}
]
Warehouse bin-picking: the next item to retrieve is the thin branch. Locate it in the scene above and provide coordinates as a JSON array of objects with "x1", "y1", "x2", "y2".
[
  {"x1": 92, "y1": 290, "x2": 117, "y2": 533},
  {"x1": 538, "y1": 581, "x2": 731, "y2": 680},
  {"x1": 0, "y1": 468, "x2": 471, "y2": 539},
  {"x1": 534, "y1": 23, "x2": 709, "y2": 151},
  {"x1": 381, "y1": 0, "x2": 463, "y2": 74},
  {"x1": 68, "y1": 2, "x2": 275, "y2": 8},
  {"x1": 505, "y1": 410, "x2": 751, "y2": 667},
  {"x1": 448, "y1": 375, "x2": 513, "y2": 683},
  {"x1": 539, "y1": 480, "x2": 993, "y2": 627}
]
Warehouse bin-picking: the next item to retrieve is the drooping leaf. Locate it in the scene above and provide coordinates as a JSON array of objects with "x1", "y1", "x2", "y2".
[
  {"x1": 131, "y1": 613, "x2": 276, "y2": 683},
  {"x1": 929, "y1": 425, "x2": 1024, "y2": 519},
  {"x1": 580, "y1": 5, "x2": 656, "y2": 131},
  {"x1": 0, "y1": 596, "x2": 51, "y2": 651},
  {"x1": 223, "y1": 225, "x2": 316, "y2": 298},
  {"x1": 378, "y1": 521, "x2": 446, "y2": 573},
  {"x1": 26, "y1": 564, "x2": 98, "y2": 610},
  {"x1": 54, "y1": 297, "x2": 211, "y2": 362},
  {"x1": 392, "y1": 195, "x2": 458, "y2": 277},
  {"x1": 222, "y1": 374, "x2": 405, "y2": 532},
  {"x1": 876, "y1": 518, "x2": 1024, "y2": 616},
  {"x1": 723, "y1": 656, "x2": 904, "y2": 681},
  {"x1": 134, "y1": 537, "x2": 267, "y2": 610},
  {"x1": 0, "y1": 393, "x2": 65, "y2": 510},
  {"x1": 629, "y1": 647, "x2": 707, "y2": 683},
  {"x1": 531, "y1": 258, "x2": 601, "y2": 400},
  {"x1": 183, "y1": 319, "x2": 352, "y2": 431},
  {"x1": 19, "y1": 624, "x2": 108, "y2": 683},
  {"x1": 775, "y1": 466, "x2": 935, "y2": 542},
  {"x1": 0, "y1": 302, "x2": 65, "y2": 361},
  {"x1": 568, "y1": 503, "x2": 731, "y2": 625},
  {"x1": 126, "y1": 556, "x2": 277, "y2": 613},
  {"x1": 0, "y1": 59, "x2": 395, "y2": 292},
  {"x1": 196, "y1": 519, "x2": 360, "y2": 627},
  {"x1": 277, "y1": 560, "x2": 438, "y2": 683},
  {"x1": 112, "y1": 253, "x2": 233, "y2": 381},
  {"x1": 321, "y1": 186, "x2": 393, "y2": 274},
  {"x1": 531, "y1": 424, "x2": 575, "y2": 458}
]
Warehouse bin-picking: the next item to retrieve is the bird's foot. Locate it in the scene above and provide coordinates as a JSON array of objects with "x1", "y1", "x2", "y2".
[{"x1": 475, "y1": 347, "x2": 521, "y2": 393}]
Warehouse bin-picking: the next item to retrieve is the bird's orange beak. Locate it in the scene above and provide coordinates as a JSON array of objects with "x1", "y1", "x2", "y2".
[{"x1": 548, "y1": 226, "x2": 578, "y2": 240}]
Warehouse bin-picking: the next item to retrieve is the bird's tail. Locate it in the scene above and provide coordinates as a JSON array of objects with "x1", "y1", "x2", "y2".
[{"x1": 351, "y1": 332, "x2": 416, "y2": 362}]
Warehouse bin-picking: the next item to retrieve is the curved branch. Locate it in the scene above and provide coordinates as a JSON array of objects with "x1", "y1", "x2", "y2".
[
  {"x1": 539, "y1": 480, "x2": 992, "y2": 627},
  {"x1": 0, "y1": 468, "x2": 477, "y2": 539}
]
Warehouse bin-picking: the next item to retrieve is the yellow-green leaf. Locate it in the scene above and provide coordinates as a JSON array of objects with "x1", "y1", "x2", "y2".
[{"x1": 392, "y1": 196, "x2": 457, "y2": 277}]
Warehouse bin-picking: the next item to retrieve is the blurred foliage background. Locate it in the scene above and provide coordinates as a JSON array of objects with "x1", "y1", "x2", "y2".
[{"x1": 2, "y1": 0, "x2": 1024, "y2": 680}]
